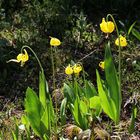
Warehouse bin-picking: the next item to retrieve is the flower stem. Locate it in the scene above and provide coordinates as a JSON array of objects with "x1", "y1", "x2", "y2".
[
  {"x1": 50, "y1": 46, "x2": 58, "y2": 135},
  {"x1": 107, "y1": 14, "x2": 121, "y2": 82},
  {"x1": 21, "y1": 45, "x2": 43, "y2": 72},
  {"x1": 107, "y1": 14, "x2": 121, "y2": 124},
  {"x1": 51, "y1": 46, "x2": 56, "y2": 89}
]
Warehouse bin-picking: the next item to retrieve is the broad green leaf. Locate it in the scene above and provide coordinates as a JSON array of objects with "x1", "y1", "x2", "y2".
[
  {"x1": 60, "y1": 98, "x2": 67, "y2": 125},
  {"x1": 41, "y1": 102, "x2": 51, "y2": 134},
  {"x1": 89, "y1": 96, "x2": 100, "y2": 108},
  {"x1": 80, "y1": 100, "x2": 88, "y2": 114},
  {"x1": 105, "y1": 44, "x2": 121, "y2": 124},
  {"x1": 40, "y1": 110, "x2": 51, "y2": 138},
  {"x1": 39, "y1": 70, "x2": 47, "y2": 109},
  {"x1": 48, "y1": 95, "x2": 55, "y2": 125},
  {"x1": 84, "y1": 80, "x2": 97, "y2": 98},
  {"x1": 73, "y1": 79, "x2": 79, "y2": 97},
  {"x1": 96, "y1": 70, "x2": 115, "y2": 121},
  {"x1": 63, "y1": 83, "x2": 75, "y2": 103},
  {"x1": 76, "y1": 82, "x2": 84, "y2": 97},
  {"x1": 89, "y1": 96, "x2": 102, "y2": 116},
  {"x1": 72, "y1": 97, "x2": 88, "y2": 129},
  {"x1": 25, "y1": 87, "x2": 43, "y2": 137},
  {"x1": 72, "y1": 97, "x2": 80, "y2": 126}
]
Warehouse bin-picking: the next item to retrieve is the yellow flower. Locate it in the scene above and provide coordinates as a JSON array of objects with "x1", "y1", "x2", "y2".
[
  {"x1": 100, "y1": 18, "x2": 115, "y2": 33},
  {"x1": 50, "y1": 37, "x2": 61, "y2": 46},
  {"x1": 7, "y1": 49, "x2": 29, "y2": 66},
  {"x1": 73, "y1": 64, "x2": 82, "y2": 74},
  {"x1": 99, "y1": 61, "x2": 105, "y2": 70},
  {"x1": 115, "y1": 35, "x2": 127, "y2": 47},
  {"x1": 65, "y1": 64, "x2": 73, "y2": 75}
]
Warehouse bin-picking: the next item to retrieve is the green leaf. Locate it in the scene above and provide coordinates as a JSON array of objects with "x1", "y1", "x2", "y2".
[
  {"x1": 63, "y1": 83, "x2": 75, "y2": 103},
  {"x1": 12, "y1": 131, "x2": 18, "y2": 140},
  {"x1": 132, "y1": 28, "x2": 140, "y2": 41},
  {"x1": 40, "y1": 103, "x2": 51, "y2": 137},
  {"x1": 39, "y1": 70, "x2": 47, "y2": 109},
  {"x1": 60, "y1": 98, "x2": 67, "y2": 125},
  {"x1": 84, "y1": 80, "x2": 97, "y2": 98},
  {"x1": 41, "y1": 102, "x2": 51, "y2": 130},
  {"x1": 21, "y1": 115, "x2": 31, "y2": 140},
  {"x1": 43, "y1": 134, "x2": 49, "y2": 140},
  {"x1": 89, "y1": 96, "x2": 102, "y2": 116},
  {"x1": 80, "y1": 100, "x2": 88, "y2": 114},
  {"x1": 89, "y1": 96, "x2": 100, "y2": 108},
  {"x1": 21, "y1": 115, "x2": 30, "y2": 129},
  {"x1": 96, "y1": 70, "x2": 116, "y2": 122},
  {"x1": 72, "y1": 97, "x2": 88, "y2": 129},
  {"x1": 72, "y1": 97, "x2": 80, "y2": 126},
  {"x1": 76, "y1": 82, "x2": 84, "y2": 97},
  {"x1": 25, "y1": 87, "x2": 43, "y2": 138},
  {"x1": 105, "y1": 44, "x2": 121, "y2": 124},
  {"x1": 128, "y1": 21, "x2": 136, "y2": 35},
  {"x1": 12, "y1": 125, "x2": 19, "y2": 140},
  {"x1": 129, "y1": 106, "x2": 137, "y2": 134}
]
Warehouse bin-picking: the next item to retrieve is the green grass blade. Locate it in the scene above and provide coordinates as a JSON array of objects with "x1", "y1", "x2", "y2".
[
  {"x1": 12, "y1": 131, "x2": 18, "y2": 140},
  {"x1": 12, "y1": 125, "x2": 19, "y2": 140},
  {"x1": 128, "y1": 21, "x2": 136, "y2": 35},
  {"x1": 132, "y1": 28, "x2": 140, "y2": 41},
  {"x1": 129, "y1": 106, "x2": 137, "y2": 134}
]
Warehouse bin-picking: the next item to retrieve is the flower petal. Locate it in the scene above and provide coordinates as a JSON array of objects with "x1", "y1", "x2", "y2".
[
  {"x1": 100, "y1": 18, "x2": 115, "y2": 33},
  {"x1": 50, "y1": 37, "x2": 61, "y2": 46},
  {"x1": 22, "y1": 49, "x2": 29, "y2": 62},
  {"x1": 7, "y1": 59, "x2": 20, "y2": 63},
  {"x1": 65, "y1": 64, "x2": 73, "y2": 75},
  {"x1": 115, "y1": 35, "x2": 127, "y2": 47}
]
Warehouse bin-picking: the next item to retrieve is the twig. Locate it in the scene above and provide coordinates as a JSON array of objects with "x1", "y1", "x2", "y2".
[{"x1": 78, "y1": 49, "x2": 98, "y2": 62}]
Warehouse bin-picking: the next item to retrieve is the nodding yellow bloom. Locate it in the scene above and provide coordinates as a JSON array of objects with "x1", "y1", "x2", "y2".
[
  {"x1": 100, "y1": 18, "x2": 115, "y2": 33},
  {"x1": 73, "y1": 64, "x2": 82, "y2": 74},
  {"x1": 65, "y1": 64, "x2": 73, "y2": 75},
  {"x1": 50, "y1": 37, "x2": 61, "y2": 46},
  {"x1": 99, "y1": 61, "x2": 105, "y2": 70},
  {"x1": 7, "y1": 49, "x2": 29, "y2": 67},
  {"x1": 115, "y1": 35, "x2": 127, "y2": 47}
]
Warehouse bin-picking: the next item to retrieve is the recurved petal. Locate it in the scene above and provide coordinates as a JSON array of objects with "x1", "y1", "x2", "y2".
[
  {"x1": 7, "y1": 59, "x2": 20, "y2": 63},
  {"x1": 23, "y1": 49, "x2": 29, "y2": 62},
  {"x1": 100, "y1": 18, "x2": 109, "y2": 33}
]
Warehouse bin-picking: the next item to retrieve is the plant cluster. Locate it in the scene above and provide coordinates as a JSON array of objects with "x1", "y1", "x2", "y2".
[{"x1": 0, "y1": 14, "x2": 139, "y2": 140}]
